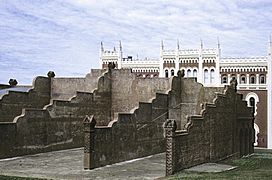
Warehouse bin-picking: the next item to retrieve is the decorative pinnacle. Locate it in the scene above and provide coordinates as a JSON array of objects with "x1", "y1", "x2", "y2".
[
  {"x1": 177, "y1": 39, "x2": 180, "y2": 50},
  {"x1": 161, "y1": 40, "x2": 164, "y2": 50},
  {"x1": 200, "y1": 39, "x2": 203, "y2": 49},
  {"x1": 100, "y1": 41, "x2": 104, "y2": 52},
  {"x1": 119, "y1": 40, "x2": 122, "y2": 51},
  {"x1": 217, "y1": 36, "x2": 220, "y2": 49}
]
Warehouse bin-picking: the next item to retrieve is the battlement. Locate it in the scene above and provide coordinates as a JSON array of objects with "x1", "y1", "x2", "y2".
[
  {"x1": 162, "y1": 48, "x2": 218, "y2": 56},
  {"x1": 221, "y1": 56, "x2": 267, "y2": 63}
]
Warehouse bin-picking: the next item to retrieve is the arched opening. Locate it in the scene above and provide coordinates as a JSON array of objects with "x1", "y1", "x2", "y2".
[
  {"x1": 210, "y1": 69, "x2": 215, "y2": 83},
  {"x1": 204, "y1": 69, "x2": 209, "y2": 84},
  {"x1": 240, "y1": 75, "x2": 246, "y2": 84},
  {"x1": 165, "y1": 70, "x2": 169, "y2": 78},
  {"x1": 193, "y1": 69, "x2": 197, "y2": 78},
  {"x1": 250, "y1": 75, "x2": 256, "y2": 84},
  {"x1": 171, "y1": 69, "x2": 174, "y2": 76},
  {"x1": 221, "y1": 75, "x2": 227, "y2": 84},
  {"x1": 249, "y1": 97, "x2": 255, "y2": 115},
  {"x1": 187, "y1": 69, "x2": 191, "y2": 77},
  {"x1": 260, "y1": 74, "x2": 266, "y2": 84}
]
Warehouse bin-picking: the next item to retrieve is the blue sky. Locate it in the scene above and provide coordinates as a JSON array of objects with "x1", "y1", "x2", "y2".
[{"x1": 0, "y1": 0, "x2": 271, "y2": 84}]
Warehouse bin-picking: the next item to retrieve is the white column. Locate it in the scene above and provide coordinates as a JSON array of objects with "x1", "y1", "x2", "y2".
[
  {"x1": 256, "y1": 74, "x2": 260, "y2": 84},
  {"x1": 175, "y1": 50, "x2": 179, "y2": 75},
  {"x1": 237, "y1": 73, "x2": 240, "y2": 85},
  {"x1": 228, "y1": 74, "x2": 231, "y2": 84},
  {"x1": 159, "y1": 51, "x2": 164, "y2": 77},
  {"x1": 197, "y1": 49, "x2": 203, "y2": 83},
  {"x1": 246, "y1": 74, "x2": 250, "y2": 85},
  {"x1": 215, "y1": 50, "x2": 221, "y2": 86}
]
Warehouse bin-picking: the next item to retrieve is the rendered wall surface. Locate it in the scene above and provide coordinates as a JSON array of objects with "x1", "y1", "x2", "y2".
[
  {"x1": 0, "y1": 76, "x2": 51, "y2": 122},
  {"x1": 0, "y1": 71, "x2": 110, "y2": 159},
  {"x1": 83, "y1": 71, "x2": 235, "y2": 170},
  {"x1": 110, "y1": 69, "x2": 171, "y2": 115},
  {"x1": 51, "y1": 69, "x2": 106, "y2": 101},
  {"x1": 164, "y1": 84, "x2": 254, "y2": 175}
]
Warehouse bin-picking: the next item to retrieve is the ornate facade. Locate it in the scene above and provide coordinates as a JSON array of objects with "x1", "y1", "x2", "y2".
[{"x1": 100, "y1": 39, "x2": 272, "y2": 148}]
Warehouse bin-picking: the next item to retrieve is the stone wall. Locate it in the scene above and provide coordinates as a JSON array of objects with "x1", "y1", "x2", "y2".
[
  {"x1": 0, "y1": 71, "x2": 111, "y2": 159},
  {"x1": 83, "y1": 71, "x2": 227, "y2": 169},
  {"x1": 164, "y1": 84, "x2": 254, "y2": 175},
  {"x1": 0, "y1": 76, "x2": 51, "y2": 122},
  {"x1": 51, "y1": 69, "x2": 106, "y2": 100},
  {"x1": 84, "y1": 92, "x2": 169, "y2": 169},
  {"x1": 0, "y1": 122, "x2": 16, "y2": 158},
  {"x1": 110, "y1": 69, "x2": 171, "y2": 115}
]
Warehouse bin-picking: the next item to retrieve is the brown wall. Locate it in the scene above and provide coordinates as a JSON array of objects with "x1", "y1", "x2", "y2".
[
  {"x1": 111, "y1": 69, "x2": 171, "y2": 117},
  {"x1": 238, "y1": 90, "x2": 267, "y2": 147},
  {"x1": 84, "y1": 72, "x2": 233, "y2": 170},
  {"x1": 164, "y1": 86, "x2": 254, "y2": 175},
  {"x1": 51, "y1": 69, "x2": 106, "y2": 101},
  {"x1": 0, "y1": 77, "x2": 51, "y2": 122}
]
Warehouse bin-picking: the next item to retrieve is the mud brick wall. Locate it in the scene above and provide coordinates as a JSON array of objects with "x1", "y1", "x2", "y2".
[
  {"x1": 84, "y1": 93, "x2": 169, "y2": 169},
  {"x1": 51, "y1": 69, "x2": 106, "y2": 101},
  {"x1": 0, "y1": 76, "x2": 51, "y2": 122},
  {"x1": 0, "y1": 71, "x2": 111, "y2": 159},
  {"x1": 164, "y1": 85, "x2": 254, "y2": 175},
  {"x1": 110, "y1": 69, "x2": 171, "y2": 115},
  {"x1": 84, "y1": 71, "x2": 228, "y2": 170},
  {"x1": 0, "y1": 122, "x2": 16, "y2": 158}
]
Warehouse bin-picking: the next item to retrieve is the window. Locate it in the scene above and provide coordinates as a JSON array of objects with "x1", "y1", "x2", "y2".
[
  {"x1": 250, "y1": 97, "x2": 255, "y2": 114},
  {"x1": 260, "y1": 74, "x2": 265, "y2": 84},
  {"x1": 171, "y1": 69, "x2": 175, "y2": 76},
  {"x1": 165, "y1": 70, "x2": 168, "y2": 78},
  {"x1": 231, "y1": 74, "x2": 236, "y2": 81},
  {"x1": 240, "y1": 75, "x2": 246, "y2": 84},
  {"x1": 204, "y1": 69, "x2": 209, "y2": 84},
  {"x1": 210, "y1": 69, "x2": 215, "y2": 83},
  {"x1": 193, "y1": 69, "x2": 197, "y2": 78},
  {"x1": 187, "y1": 69, "x2": 191, "y2": 77},
  {"x1": 222, "y1": 75, "x2": 227, "y2": 84},
  {"x1": 250, "y1": 75, "x2": 256, "y2": 84}
]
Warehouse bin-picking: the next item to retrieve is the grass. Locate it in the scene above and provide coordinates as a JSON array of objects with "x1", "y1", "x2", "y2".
[{"x1": 166, "y1": 153, "x2": 272, "y2": 180}]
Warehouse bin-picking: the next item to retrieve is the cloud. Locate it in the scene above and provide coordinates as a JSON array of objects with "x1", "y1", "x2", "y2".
[{"x1": 0, "y1": 0, "x2": 271, "y2": 84}]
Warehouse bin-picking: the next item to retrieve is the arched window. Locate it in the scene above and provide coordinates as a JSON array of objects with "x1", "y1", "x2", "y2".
[
  {"x1": 193, "y1": 69, "x2": 197, "y2": 78},
  {"x1": 260, "y1": 74, "x2": 266, "y2": 84},
  {"x1": 187, "y1": 69, "x2": 191, "y2": 77},
  {"x1": 231, "y1": 74, "x2": 236, "y2": 81},
  {"x1": 246, "y1": 92, "x2": 259, "y2": 117},
  {"x1": 250, "y1": 97, "x2": 255, "y2": 114},
  {"x1": 250, "y1": 75, "x2": 256, "y2": 84},
  {"x1": 240, "y1": 75, "x2": 246, "y2": 84},
  {"x1": 204, "y1": 69, "x2": 209, "y2": 84},
  {"x1": 222, "y1": 75, "x2": 228, "y2": 84},
  {"x1": 165, "y1": 70, "x2": 169, "y2": 78},
  {"x1": 171, "y1": 69, "x2": 174, "y2": 76},
  {"x1": 210, "y1": 69, "x2": 215, "y2": 83}
]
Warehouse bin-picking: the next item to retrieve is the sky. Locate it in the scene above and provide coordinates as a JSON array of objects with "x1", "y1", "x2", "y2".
[{"x1": 0, "y1": 0, "x2": 271, "y2": 85}]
